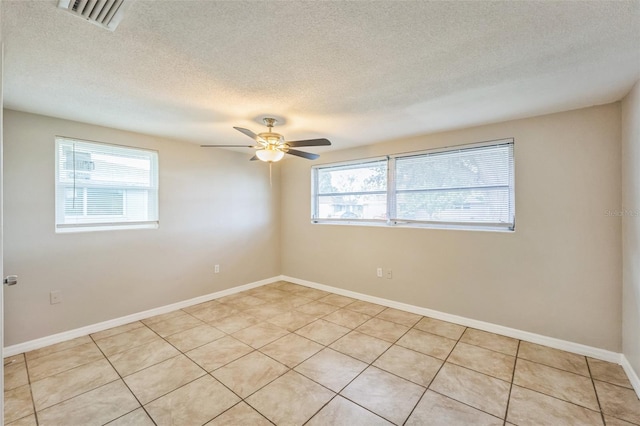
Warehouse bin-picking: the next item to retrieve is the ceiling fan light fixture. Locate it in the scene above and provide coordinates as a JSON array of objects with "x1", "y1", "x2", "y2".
[{"x1": 256, "y1": 148, "x2": 285, "y2": 162}]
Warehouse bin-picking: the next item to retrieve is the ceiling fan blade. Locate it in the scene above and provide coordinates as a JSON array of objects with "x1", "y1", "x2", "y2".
[
  {"x1": 200, "y1": 145, "x2": 257, "y2": 148},
  {"x1": 286, "y1": 138, "x2": 331, "y2": 147},
  {"x1": 233, "y1": 127, "x2": 260, "y2": 141},
  {"x1": 286, "y1": 149, "x2": 320, "y2": 160},
  {"x1": 249, "y1": 155, "x2": 258, "y2": 161}
]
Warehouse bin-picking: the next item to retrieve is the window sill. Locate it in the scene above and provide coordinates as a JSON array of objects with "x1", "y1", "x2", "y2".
[
  {"x1": 55, "y1": 222, "x2": 159, "y2": 233},
  {"x1": 311, "y1": 219, "x2": 514, "y2": 233}
]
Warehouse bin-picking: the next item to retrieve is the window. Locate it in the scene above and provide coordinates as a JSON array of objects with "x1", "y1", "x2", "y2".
[
  {"x1": 55, "y1": 137, "x2": 159, "y2": 233},
  {"x1": 312, "y1": 139, "x2": 514, "y2": 231}
]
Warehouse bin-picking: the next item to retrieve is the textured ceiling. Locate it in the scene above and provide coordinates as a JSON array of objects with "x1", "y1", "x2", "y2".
[{"x1": 2, "y1": 0, "x2": 639, "y2": 152}]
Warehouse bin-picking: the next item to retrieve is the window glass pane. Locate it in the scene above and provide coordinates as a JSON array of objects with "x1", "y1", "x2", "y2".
[
  {"x1": 55, "y1": 137, "x2": 158, "y2": 232},
  {"x1": 317, "y1": 194, "x2": 387, "y2": 220},
  {"x1": 317, "y1": 161, "x2": 387, "y2": 194}
]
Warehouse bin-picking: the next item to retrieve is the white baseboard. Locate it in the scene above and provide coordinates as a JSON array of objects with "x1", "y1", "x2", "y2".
[
  {"x1": 3, "y1": 276, "x2": 282, "y2": 357},
  {"x1": 621, "y1": 355, "x2": 640, "y2": 399},
  {"x1": 283, "y1": 275, "x2": 622, "y2": 364}
]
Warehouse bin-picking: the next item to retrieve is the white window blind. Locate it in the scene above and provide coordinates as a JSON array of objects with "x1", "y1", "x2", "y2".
[
  {"x1": 55, "y1": 137, "x2": 159, "y2": 232},
  {"x1": 393, "y1": 142, "x2": 514, "y2": 228},
  {"x1": 313, "y1": 159, "x2": 387, "y2": 221},
  {"x1": 311, "y1": 139, "x2": 515, "y2": 231}
]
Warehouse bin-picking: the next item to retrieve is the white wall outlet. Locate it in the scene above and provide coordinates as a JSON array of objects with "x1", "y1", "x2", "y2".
[
  {"x1": 214, "y1": 264, "x2": 220, "y2": 274},
  {"x1": 50, "y1": 290, "x2": 62, "y2": 304},
  {"x1": 376, "y1": 267, "x2": 383, "y2": 278},
  {"x1": 386, "y1": 269, "x2": 393, "y2": 279}
]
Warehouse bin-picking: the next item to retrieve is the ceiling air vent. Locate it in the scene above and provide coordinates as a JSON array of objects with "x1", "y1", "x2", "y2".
[{"x1": 57, "y1": 0, "x2": 133, "y2": 31}]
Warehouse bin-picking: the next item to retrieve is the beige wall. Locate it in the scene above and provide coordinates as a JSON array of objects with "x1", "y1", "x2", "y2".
[
  {"x1": 3, "y1": 109, "x2": 280, "y2": 346},
  {"x1": 622, "y1": 81, "x2": 640, "y2": 374},
  {"x1": 281, "y1": 104, "x2": 622, "y2": 351}
]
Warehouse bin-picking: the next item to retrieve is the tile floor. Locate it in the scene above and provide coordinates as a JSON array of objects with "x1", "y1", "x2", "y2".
[{"x1": 3, "y1": 281, "x2": 640, "y2": 425}]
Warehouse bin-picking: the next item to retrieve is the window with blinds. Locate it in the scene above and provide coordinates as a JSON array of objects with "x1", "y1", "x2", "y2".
[
  {"x1": 55, "y1": 137, "x2": 159, "y2": 233},
  {"x1": 311, "y1": 139, "x2": 515, "y2": 231}
]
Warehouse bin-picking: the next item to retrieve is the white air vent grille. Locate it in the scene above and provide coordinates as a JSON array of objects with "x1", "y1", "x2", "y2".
[{"x1": 57, "y1": 0, "x2": 132, "y2": 31}]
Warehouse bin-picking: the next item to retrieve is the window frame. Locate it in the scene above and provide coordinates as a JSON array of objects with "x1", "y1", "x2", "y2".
[
  {"x1": 54, "y1": 137, "x2": 160, "y2": 233},
  {"x1": 311, "y1": 138, "x2": 515, "y2": 232}
]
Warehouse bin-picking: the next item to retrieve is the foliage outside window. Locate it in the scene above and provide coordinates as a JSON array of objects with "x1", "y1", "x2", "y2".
[
  {"x1": 311, "y1": 139, "x2": 515, "y2": 231},
  {"x1": 55, "y1": 137, "x2": 159, "y2": 233}
]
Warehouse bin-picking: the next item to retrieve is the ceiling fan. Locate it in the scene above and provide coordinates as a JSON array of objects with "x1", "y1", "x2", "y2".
[{"x1": 201, "y1": 118, "x2": 331, "y2": 163}]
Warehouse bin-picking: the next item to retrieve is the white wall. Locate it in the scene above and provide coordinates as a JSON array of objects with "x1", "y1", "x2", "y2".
[
  {"x1": 281, "y1": 103, "x2": 622, "y2": 351},
  {"x1": 622, "y1": 81, "x2": 640, "y2": 376},
  {"x1": 3, "y1": 109, "x2": 281, "y2": 346}
]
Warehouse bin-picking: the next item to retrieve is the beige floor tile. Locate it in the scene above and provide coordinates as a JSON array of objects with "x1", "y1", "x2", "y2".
[
  {"x1": 4, "y1": 354, "x2": 25, "y2": 366},
  {"x1": 217, "y1": 292, "x2": 250, "y2": 303},
  {"x1": 519, "y1": 341, "x2": 589, "y2": 376},
  {"x1": 243, "y1": 303, "x2": 289, "y2": 320},
  {"x1": 27, "y1": 342, "x2": 104, "y2": 381},
  {"x1": 4, "y1": 385, "x2": 34, "y2": 424},
  {"x1": 247, "y1": 370, "x2": 335, "y2": 425},
  {"x1": 396, "y1": 329, "x2": 457, "y2": 360},
  {"x1": 124, "y1": 355, "x2": 205, "y2": 404},
  {"x1": 431, "y1": 363, "x2": 510, "y2": 418},
  {"x1": 276, "y1": 282, "x2": 306, "y2": 292},
  {"x1": 604, "y1": 415, "x2": 637, "y2": 425},
  {"x1": 595, "y1": 380, "x2": 640, "y2": 424},
  {"x1": 206, "y1": 402, "x2": 272, "y2": 425},
  {"x1": 95, "y1": 326, "x2": 158, "y2": 357},
  {"x1": 295, "y1": 348, "x2": 367, "y2": 392},
  {"x1": 307, "y1": 395, "x2": 392, "y2": 426},
  {"x1": 323, "y1": 309, "x2": 372, "y2": 329},
  {"x1": 107, "y1": 408, "x2": 155, "y2": 426},
  {"x1": 226, "y1": 295, "x2": 269, "y2": 310},
  {"x1": 342, "y1": 366, "x2": 424, "y2": 425},
  {"x1": 373, "y1": 345, "x2": 442, "y2": 387},
  {"x1": 356, "y1": 317, "x2": 410, "y2": 342},
  {"x1": 212, "y1": 351, "x2": 288, "y2": 398},
  {"x1": 165, "y1": 324, "x2": 225, "y2": 352},
  {"x1": 90, "y1": 321, "x2": 145, "y2": 341},
  {"x1": 190, "y1": 303, "x2": 240, "y2": 322},
  {"x1": 182, "y1": 299, "x2": 220, "y2": 314},
  {"x1": 31, "y1": 358, "x2": 119, "y2": 410},
  {"x1": 296, "y1": 301, "x2": 340, "y2": 316},
  {"x1": 588, "y1": 358, "x2": 633, "y2": 388},
  {"x1": 267, "y1": 310, "x2": 319, "y2": 331},
  {"x1": 448, "y1": 342, "x2": 515, "y2": 381},
  {"x1": 278, "y1": 294, "x2": 315, "y2": 308},
  {"x1": 146, "y1": 375, "x2": 240, "y2": 425},
  {"x1": 25, "y1": 335, "x2": 93, "y2": 361},
  {"x1": 145, "y1": 313, "x2": 204, "y2": 337},
  {"x1": 293, "y1": 287, "x2": 331, "y2": 300},
  {"x1": 250, "y1": 288, "x2": 292, "y2": 303},
  {"x1": 142, "y1": 310, "x2": 189, "y2": 326},
  {"x1": 260, "y1": 333, "x2": 324, "y2": 367},
  {"x1": 4, "y1": 361, "x2": 29, "y2": 391},
  {"x1": 319, "y1": 294, "x2": 356, "y2": 307},
  {"x1": 413, "y1": 317, "x2": 466, "y2": 340},
  {"x1": 345, "y1": 300, "x2": 387, "y2": 316},
  {"x1": 460, "y1": 328, "x2": 518, "y2": 356},
  {"x1": 6, "y1": 414, "x2": 37, "y2": 426},
  {"x1": 330, "y1": 331, "x2": 392, "y2": 363},
  {"x1": 296, "y1": 319, "x2": 351, "y2": 345},
  {"x1": 37, "y1": 380, "x2": 139, "y2": 426},
  {"x1": 376, "y1": 307, "x2": 422, "y2": 327},
  {"x1": 513, "y1": 358, "x2": 599, "y2": 410},
  {"x1": 232, "y1": 322, "x2": 289, "y2": 348},
  {"x1": 406, "y1": 390, "x2": 503, "y2": 426},
  {"x1": 186, "y1": 336, "x2": 253, "y2": 371},
  {"x1": 108, "y1": 338, "x2": 180, "y2": 376},
  {"x1": 208, "y1": 312, "x2": 260, "y2": 334},
  {"x1": 507, "y1": 385, "x2": 603, "y2": 426}
]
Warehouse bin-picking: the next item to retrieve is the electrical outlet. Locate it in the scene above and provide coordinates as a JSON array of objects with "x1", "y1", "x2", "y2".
[
  {"x1": 386, "y1": 270, "x2": 393, "y2": 279},
  {"x1": 376, "y1": 267, "x2": 383, "y2": 278},
  {"x1": 214, "y1": 264, "x2": 220, "y2": 274},
  {"x1": 50, "y1": 290, "x2": 62, "y2": 304}
]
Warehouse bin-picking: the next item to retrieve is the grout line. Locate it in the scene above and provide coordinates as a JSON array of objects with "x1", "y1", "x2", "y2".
[
  {"x1": 503, "y1": 340, "x2": 521, "y2": 425},
  {"x1": 21, "y1": 354, "x2": 40, "y2": 426},
  {"x1": 586, "y1": 357, "x2": 607, "y2": 426}
]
